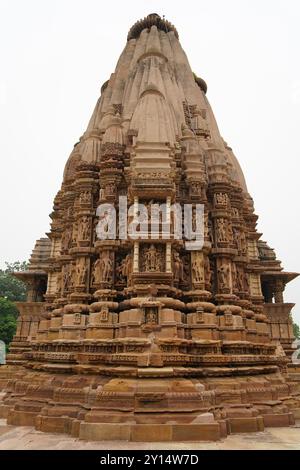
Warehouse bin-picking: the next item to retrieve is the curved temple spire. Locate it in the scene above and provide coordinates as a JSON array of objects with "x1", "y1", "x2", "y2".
[{"x1": 70, "y1": 14, "x2": 247, "y2": 194}]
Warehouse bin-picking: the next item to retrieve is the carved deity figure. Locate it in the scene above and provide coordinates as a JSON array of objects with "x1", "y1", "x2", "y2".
[
  {"x1": 214, "y1": 193, "x2": 227, "y2": 206},
  {"x1": 237, "y1": 268, "x2": 245, "y2": 292},
  {"x1": 61, "y1": 227, "x2": 72, "y2": 252},
  {"x1": 125, "y1": 254, "x2": 133, "y2": 278},
  {"x1": 194, "y1": 109, "x2": 209, "y2": 135},
  {"x1": 196, "y1": 307, "x2": 204, "y2": 324},
  {"x1": 237, "y1": 269, "x2": 250, "y2": 292},
  {"x1": 173, "y1": 251, "x2": 183, "y2": 282},
  {"x1": 145, "y1": 307, "x2": 158, "y2": 324},
  {"x1": 76, "y1": 260, "x2": 88, "y2": 286},
  {"x1": 192, "y1": 253, "x2": 204, "y2": 283},
  {"x1": 216, "y1": 218, "x2": 227, "y2": 243},
  {"x1": 116, "y1": 258, "x2": 125, "y2": 282},
  {"x1": 93, "y1": 253, "x2": 113, "y2": 284},
  {"x1": 144, "y1": 244, "x2": 162, "y2": 272},
  {"x1": 190, "y1": 182, "x2": 202, "y2": 196},
  {"x1": 99, "y1": 188, "x2": 105, "y2": 200},
  {"x1": 178, "y1": 254, "x2": 190, "y2": 286},
  {"x1": 79, "y1": 216, "x2": 90, "y2": 240},
  {"x1": 227, "y1": 222, "x2": 233, "y2": 244},
  {"x1": 217, "y1": 264, "x2": 230, "y2": 290},
  {"x1": 117, "y1": 253, "x2": 132, "y2": 281},
  {"x1": 63, "y1": 265, "x2": 71, "y2": 291},
  {"x1": 233, "y1": 228, "x2": 242, "y2": 252},
  {"x1": 232, "y1": 207, "x2": 239, "y2": 218},
  {"x1": 102, "y1": 252, "x2": 113, "y2": 283},
  {"x1": 240, "y1": 231, "x2": 247, "y2": 255},
  {"x1": 100, "y1": 307, "x2": 109, "y2": 322},
  {"x1": 97, "y1": 208, "x2": 115, "y2": 239},
  {"x1": 146, "y1": 312, "x2": 157, "y2": 323},
  {"x1": 72, "y1": 313, "x2": 81, "y2": 325},
  {"x1": 92, "y1": 258, "x2": 102, "y2": 284},
  {"x1": 105, "y1": 183, "x2": 116, "y2": 197},
  {"x1": 79, "y1": 191, "x2": 92, "y2": 204},
  {"x1": 81, "y1": 266, "x2": 88, "y2": 285}
]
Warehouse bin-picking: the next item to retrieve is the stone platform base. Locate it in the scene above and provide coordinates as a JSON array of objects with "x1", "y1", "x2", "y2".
[
  {"x1": 1, "y1": 417, "x2": 300, "y2": 449},
  {"x1": 3, "y1": 406, "x2": 296, "y2": 442},
  {"x1": 78, "y1": 422, "x2": 223, "y2": 441},
  {"x1": 1, "y1": 364, "x2": 300, "y2": 442}
]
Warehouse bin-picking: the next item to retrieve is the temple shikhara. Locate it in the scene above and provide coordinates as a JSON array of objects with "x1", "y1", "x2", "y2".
[{"x1": 1, "y1": 14, "x2": 299, "y2": 442}]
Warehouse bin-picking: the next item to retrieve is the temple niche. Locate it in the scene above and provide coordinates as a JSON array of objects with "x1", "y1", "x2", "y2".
[{"x1": 1, "y1": 13, "x2": 300, "y2": 443}]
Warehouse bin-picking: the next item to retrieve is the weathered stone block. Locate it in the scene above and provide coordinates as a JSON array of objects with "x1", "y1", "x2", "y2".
[
  {"x1": 79, "y1": 423, "x2": 131, "y2": 441},
  {"x1": 130, "y1": 424, "x2": 172, "y2": 442},
  {"x1": 263, "y1": 412, "x2": 295, "y2": 427},
  {"x1": 228, "y1": 416, "x2": 264, "y2": 433},
  {"x1": 172, "y1": 423, "x2": 221, "y2": 441}
]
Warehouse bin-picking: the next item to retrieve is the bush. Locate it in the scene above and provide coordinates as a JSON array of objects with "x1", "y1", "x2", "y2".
[
  {"x1": 0, "y1": 297, "x2": 18, "y2": 349},
  {"x1": 0, "y1": 261, "x2": 28, "y2": 301}
]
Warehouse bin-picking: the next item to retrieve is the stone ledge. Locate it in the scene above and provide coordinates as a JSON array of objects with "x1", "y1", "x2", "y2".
[
  {"x1": 263, "y1": 412, "x2": 295, "y2": 427},
  {"x1": 78, "y1": 422, "x2": 221, "y2": 442},
  {"x1": 227, "y1": 417, "x2": 264, "y2": 434}
]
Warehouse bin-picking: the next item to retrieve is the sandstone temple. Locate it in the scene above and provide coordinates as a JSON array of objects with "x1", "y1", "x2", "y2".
[{"x1": 1, "y1": 13, "x2": 299, "y2": 442}]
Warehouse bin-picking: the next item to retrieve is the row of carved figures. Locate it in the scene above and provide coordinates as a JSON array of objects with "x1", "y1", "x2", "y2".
[
  {"x1": 55, "y1": 247, "x2": 250, "y2": 297},
  {"x1": 60, "y1": 214, "x2": 248, "y2": 254}
]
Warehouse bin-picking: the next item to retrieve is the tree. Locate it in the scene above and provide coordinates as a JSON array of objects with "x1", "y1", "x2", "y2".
[
  {"x1": 4, "y1": 261, "x2": 28, "y2": 273},
  {"x1": 293, "y1": 322, "x2": 300, "y2": 340},
  {"x1": 0, "y1": 297, "x2": 18, "y2": 349},
  {"x1": 0, "y1": 261, "x2": 28, "y2": 349},
  {"x1": 0, "y1": 261, "x2": 28, "y2": 301}
]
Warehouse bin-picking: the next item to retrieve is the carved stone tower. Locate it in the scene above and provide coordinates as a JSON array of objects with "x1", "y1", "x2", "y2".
[{"x1": 1, "y1": 13, "x2": 299, "y2": 442}]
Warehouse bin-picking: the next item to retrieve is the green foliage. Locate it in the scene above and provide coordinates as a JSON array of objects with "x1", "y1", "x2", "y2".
[
  {"x1": 0, "y1": 261, "x2": 28, "y2": 348},
  {"x1": 0, "y1": 261, "x2": 28, "y2": 301},
  {"x1": 4, "y1": 261, "x2": 28, "y2": 273},
  {"x1": 0, "y1": 297, "x2": 18, "y2": 348},
  {"x1": 293, "y1": 322, "x2": 300, "y2": 340}
]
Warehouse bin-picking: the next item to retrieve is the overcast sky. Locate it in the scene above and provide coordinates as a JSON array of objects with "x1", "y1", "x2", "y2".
[{"x1": 0, "y1": 0, "x2": 299, "y2": 323}]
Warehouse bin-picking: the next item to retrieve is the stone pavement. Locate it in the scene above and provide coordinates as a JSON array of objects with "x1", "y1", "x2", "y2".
[{"x1": 0, "y1": 419, "x2": 300, "y2": 450}]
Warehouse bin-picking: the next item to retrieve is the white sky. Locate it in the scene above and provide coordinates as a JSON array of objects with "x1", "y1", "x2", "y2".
[{"x1": 0, "y1": 0, "x2": 299, "y2": 323}]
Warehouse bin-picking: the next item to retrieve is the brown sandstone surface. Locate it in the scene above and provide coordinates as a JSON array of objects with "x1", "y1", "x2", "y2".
[{"x1": 1, "y1": 13, "x2": 299, "y2": 443}]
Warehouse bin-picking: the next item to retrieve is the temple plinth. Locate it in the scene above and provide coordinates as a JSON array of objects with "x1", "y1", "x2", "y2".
[{"x1": 1, "y1": 14, "x2": 300, "y2": 442}]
